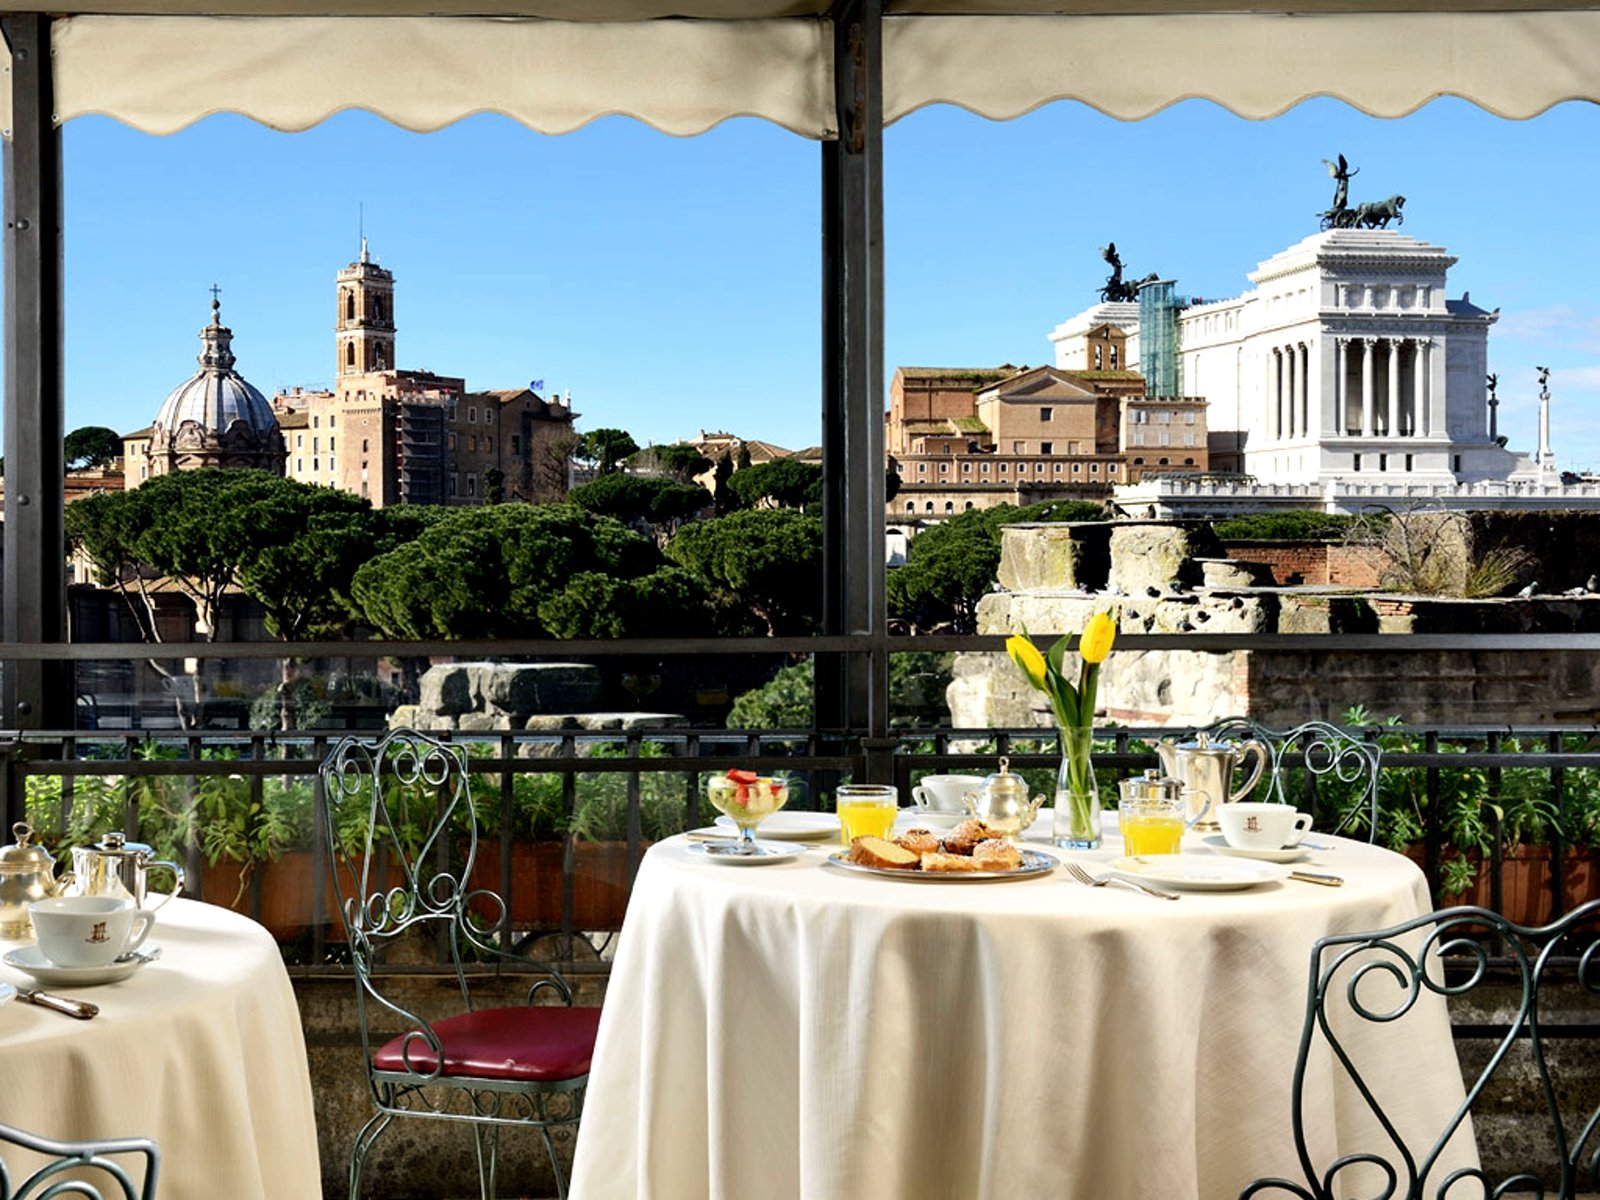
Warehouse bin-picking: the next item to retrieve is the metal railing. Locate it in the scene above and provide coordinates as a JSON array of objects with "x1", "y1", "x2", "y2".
[{"x1": 6, "y1": 719, "x2": 1599, "y2": 975}]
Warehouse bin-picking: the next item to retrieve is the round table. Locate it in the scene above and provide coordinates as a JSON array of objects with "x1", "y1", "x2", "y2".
[
  {"x1": 0, "y1": 898, "x2": 322, "y2": 1200},
  {"x1": 569, "y1": 816, "x2": 1474, "y2": 1200}
]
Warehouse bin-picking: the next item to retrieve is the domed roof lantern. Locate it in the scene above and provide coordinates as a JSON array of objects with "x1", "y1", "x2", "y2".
[{"x1": 197, "y1": 296, "x2": 237, "y2": 373}]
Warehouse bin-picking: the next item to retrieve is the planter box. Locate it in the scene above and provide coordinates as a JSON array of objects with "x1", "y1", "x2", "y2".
[
  {"x1": 1406, "y1": 844, "x2": 1600, "y2": 926},
  {"x1": 469, "y1": 841, "x2": 642, "y2": 932}
]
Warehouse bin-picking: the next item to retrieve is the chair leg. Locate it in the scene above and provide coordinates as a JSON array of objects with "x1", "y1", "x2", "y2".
[
  {"x1": 349, "y1": 1111, "x2": 392, "y2": 1200},
  {"x1": 539, "y1": 1124, "x2": 568, "y2": 1200},
  {"x1": 472, "y1": 1123, "x2": 501, "y2": 1200}
]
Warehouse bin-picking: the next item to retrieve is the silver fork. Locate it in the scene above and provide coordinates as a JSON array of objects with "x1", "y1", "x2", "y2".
[{"x1": 1065, "y1": 860, "x2": 1180, "y2": 900}]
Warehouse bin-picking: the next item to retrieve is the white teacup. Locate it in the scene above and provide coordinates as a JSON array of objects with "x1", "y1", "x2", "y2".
[
  {"x1": 1218, "y1": 802, "x2": 1313, "y2": 851},
  {"x1": 29, "y1": 895, "x2": 155, "y2": 969},
  {"x1": 912, "y1": 774, "x2": 986, "y2": 815}
]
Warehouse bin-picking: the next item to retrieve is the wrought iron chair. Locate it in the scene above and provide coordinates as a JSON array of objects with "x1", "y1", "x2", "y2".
[
  {"x1": 0, "y1": 1123, "x2": 158, "y2": 1200},
  {"x1": 1202, "y1": 717, "x2": 1383, "y2": 841},
  {"x1": 1241, "y1": 900, "x2": 1600, "y2": 1200},
  {"x1": 320, "y1": 730, "x2": 601, "y2": 1200}
]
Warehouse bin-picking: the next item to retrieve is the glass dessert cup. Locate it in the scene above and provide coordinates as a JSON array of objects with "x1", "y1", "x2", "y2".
[{"x1": 705, "y1": 772, "x2": 791, "y2": 856}]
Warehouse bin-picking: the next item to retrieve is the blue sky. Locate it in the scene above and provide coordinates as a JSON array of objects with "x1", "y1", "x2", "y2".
[{"x1": 13, "y1": 95, "x2": 1600, "y2": 468}]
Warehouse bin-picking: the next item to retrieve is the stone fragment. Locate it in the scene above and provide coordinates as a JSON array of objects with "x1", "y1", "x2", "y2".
[{"x1": 418, "y1": 665, "x2": 473, "y2": 716}]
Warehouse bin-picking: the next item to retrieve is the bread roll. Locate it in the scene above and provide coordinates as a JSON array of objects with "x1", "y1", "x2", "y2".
[
  {"x1": 896, "y1": 828, "x2": 941, "y2": 856},
  {"x1": 971, "y1": 839, "x2": 1023, "y2": 871},
  {"x1": 920, "y1": 851, "x2": 981, "y2": 873},
  {"x1": 942, "y1": 819, "x2": 994, "y2": 856}
]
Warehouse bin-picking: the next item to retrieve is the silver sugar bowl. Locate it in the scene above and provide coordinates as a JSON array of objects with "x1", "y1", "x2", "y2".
[
  {"x1": 962, "y1": 757, "x2": 1046, "y2": 839},
  {"x1": 0, "y1": 822, "x2": 69, "y2": 939}
]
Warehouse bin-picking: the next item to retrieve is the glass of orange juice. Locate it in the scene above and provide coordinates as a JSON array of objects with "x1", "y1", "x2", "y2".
[
  {"x1": 836, "y1": 784, "x2": 899, "y2": 845},
  {"x1": 1119, "y1": 802, "x2": 1185, "y2": 856}
]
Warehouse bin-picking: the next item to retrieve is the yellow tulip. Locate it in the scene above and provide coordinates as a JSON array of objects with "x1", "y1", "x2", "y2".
[
  {"x1": 1078, "y1": 611, "x2": 1117, "y2": 664},
  {"x1": 1006, "y1": 634, "x2": 1048, "y2": 690}
]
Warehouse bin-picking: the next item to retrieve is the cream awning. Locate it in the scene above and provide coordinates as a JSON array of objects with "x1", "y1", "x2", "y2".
[{"x1": 5, "y1": 5, "x2": 1600, "y2": 141}]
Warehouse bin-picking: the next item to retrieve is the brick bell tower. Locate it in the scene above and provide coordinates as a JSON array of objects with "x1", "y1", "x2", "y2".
[{"x1": 335, "y1": 238, "x2": 395, "y2": 378}]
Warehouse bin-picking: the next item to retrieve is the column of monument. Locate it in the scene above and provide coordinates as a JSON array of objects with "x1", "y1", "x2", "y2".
[
  {"x1": 1335, "y1": 338, "x2": 1349, "y2": 435},
  {"x1": 1300, "y1": 343, "x2": 1312, "y2": 438},
  {"x1": 1412, "y1": 338, "x2": 1429, "y2": 436},
  {"x1": 1286, "y1": 344, "x2": 1299, "y2": 438},
  {"x1": 1386, "y1": 338, "x2": 1401, "y2": 437},
  {"x1": 1361, "y1": 338, "x2": 1376, "y2": 436}
]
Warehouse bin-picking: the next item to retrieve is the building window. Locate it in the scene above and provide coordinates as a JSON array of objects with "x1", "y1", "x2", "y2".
[
  {"x1": 313, "y1": 415, "x2": 319, "y2": 429},
  {"x1": 449, "y1": 476, "x2": 458, "y2": 496},
  {"x1": 296, "y1": 434, "x2": 303, "y2": 449},
  {"x1": 468, "y1": 435, "x2": 477, "y2": 452},
  {"x1": 925, "y1": 501, "x2": 934, "y2": 513},
  {"x1": 313, "y1": 458, "x2": 319, "y2": 472},
  {"x1": 361, "y1": 482, "x2": 368, "y2": 498},
  {"x1": 313, "y1": 437, "x2": 319, "y2": 452},
  {"x1": 449, "y1": 434, "x2": 458, "y2": 450},
  {"x1": 1159, "y1": 412, "x2": 1171, "y2": 425},
  {"x1": 1134, "y1": 431, "x2": 1145, "y2": 447},
  {"x1": 1354, "y1": 453, "x2": 1363, "y2": 470},
  {"x1": 1184, "y1": 458, "x2": 1195, "y2": 465},
  {"x1": 511, "y1": 434, "x2": 521, "y2": 456},
  {"x1": 1160, "y1": 432, "x2": 1170, "y2": 447},
  {"x1": 1012, "y1": 441, "x2": 1025, "y2": 454},
  {"x1": 1040, "y1": 407, "x2": 1053, "y2": 422},
  {"x1": 1054, "y1": 463, "x2": 1063, "y2": 474},
  {"x1": 468, "y1": 407, "x2": 477, "y2": 423},
  {"x1": 999, "y1": 463, "x2": 1008, "y2": 474},
  {"x1": 981, "y1": 462, "x2": 990, "y2": 474},
  {"x1": 1016, "y1": 463, "x2": 1026, "y2": 474},
  {"x1": 484, "y1": 436, "x2": 492, "y2": 453},
  {"x1": 1072, "y1": 462, "x2": 1081, "y2": 473},
  {"x1": 1158, "y1": 457, "x2": 1169, "y2": 465},
  {"x1": 1040, "y1": 442, "x2": 1053, "y2": 455},
  {"x1": 296, "y1": 458, "x2": 302, "y2": 472},
  {"x1": 964, "y1": 501, "x2": 974, "y2": 511},
  {"x1": 918, "y1": 463, "x2": 927, "y2": 474},
  {"x1": 962, "y1": 463, "x2": 971, "y2": 474},
  {"x1": 905, "y1": 502, "x2": 915, "y2": 513},
  {"x1": 1108, "y1": 464, "x2": 1118, "y2": 476},
  {"x1": 1379, "y1": 453, "x2": 1389, "y2": 471},
  {"x1": 467, "y1": 475, "x2": 477, "y2": 497},
  {"x1": 1405, "y1": 454, "x2": 1414, "y2": 471},
  {"x1": 1185, "y1": 411, "x2": 1196, "y2": 424},
  {"x1": 1453, "y1": 454, "x2": 1461, "y2": 472},
  {"x1": 1090, "y1": 463, "x2": 1099, "y2": 474},
  {"x1": 330, "y1": 414, "x2": 337, "y2": 428},
  {"x1": 362, "y1": 438, "x2": 369, "y2": 452},
  {"x1": 939, "y1": 462, "x2": 948, "y2": 474},
  {"x1": 330, "y1": 437, "x2": 335, "y2": 453},
  {"x1": 1185, "y1": 432, "x2": 1196, "y2": 447}
]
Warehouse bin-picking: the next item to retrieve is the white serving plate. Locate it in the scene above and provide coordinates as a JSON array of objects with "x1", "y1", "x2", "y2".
[
  {"x1": 0, "y1": 980, "x2": 14, "y2": 1008},
  {"x1": 715, "y1": 811, "x2": 840, "y2": 841},
  {"x1": 1105, "y1": 854, "x2": 1288, "y2": 891},
  {"x1": 2, "y1": 944, "x2": 155, "y2": 988},
  {"x1": 687, "y1": 840, "x2": 804, "y2": 866},
  {"x1": 1201, "y1": 835, "x2": 1312, "y2": 864}
]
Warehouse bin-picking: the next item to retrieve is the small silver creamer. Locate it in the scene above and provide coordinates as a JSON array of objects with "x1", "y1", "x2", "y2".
[{"x1": 962, "y1": 757, "x2": 1045, "y2": 840}]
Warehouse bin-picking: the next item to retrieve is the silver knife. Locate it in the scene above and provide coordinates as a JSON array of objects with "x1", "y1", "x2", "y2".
[
  {"x1": 1288, "y1": 870, "x2": 1344, "y2": 887},
  {"x1": 15, "y1": 988, "x2": 99, "y2": 1019}
]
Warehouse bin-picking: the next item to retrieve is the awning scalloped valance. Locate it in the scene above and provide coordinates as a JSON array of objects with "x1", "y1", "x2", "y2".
[{"x1": 5, "y1": 8, "x2": 1600, "y2": 142}]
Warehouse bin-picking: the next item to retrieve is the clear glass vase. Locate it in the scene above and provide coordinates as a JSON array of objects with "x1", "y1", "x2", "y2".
[{"x1": 1053, "y1": 725, "x2": 1102, "y2": 849}]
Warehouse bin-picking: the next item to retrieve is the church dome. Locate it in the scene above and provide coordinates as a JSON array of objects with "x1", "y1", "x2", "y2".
[{"x1": 152, "y1": 298, "x2": 279, "y2": 439}]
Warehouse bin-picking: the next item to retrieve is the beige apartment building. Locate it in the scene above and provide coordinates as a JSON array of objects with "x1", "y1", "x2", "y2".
[
  {"x1": 888, "y1": 325, "x2": 1207, "y2": 520},
  {"x1": 123, "y1": 246, "x2": 576, "y2": 507}
]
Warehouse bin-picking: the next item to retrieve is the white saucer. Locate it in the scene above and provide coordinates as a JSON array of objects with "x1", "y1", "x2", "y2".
[
  {"x1": 1105, "y1": 854, "x2": 1289, "y2": 891},
  {"x1": 715, "y1": 812, "x2": 840, "y2": 841},
  {"x1": 2, "y1": 944, "x2": 153, "y2": 988},
  {"x1": 895, "y1": 808, "x2": 968, "y2": 831},
  {"x1": 0, "y1": 981, "x2": 13, "y2": 1008},
  {"x1": 1202, "y1": 835, "x2": 1312, "y2": 864},
  {"x1": 687, "y1": 840, "x2": 803, "y2": 866}
]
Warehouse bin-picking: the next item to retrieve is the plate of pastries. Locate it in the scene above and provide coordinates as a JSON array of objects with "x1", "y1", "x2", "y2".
[{"x1": 827, "y1": 819, "x2": 1058, "y2": 881}]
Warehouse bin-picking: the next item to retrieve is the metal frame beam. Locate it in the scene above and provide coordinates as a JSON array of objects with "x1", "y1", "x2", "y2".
[
  {"x1": 820, "y1": 0, "x2": 889, "y2": 774},
  {"x1": 2, "y1": 12, "x2": 70, "y2": 828}
]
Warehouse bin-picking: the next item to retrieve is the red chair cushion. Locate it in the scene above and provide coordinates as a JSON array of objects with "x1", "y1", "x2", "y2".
[{"x1": 373, "y1": 1005, "x2": 601, "y2": 1083}]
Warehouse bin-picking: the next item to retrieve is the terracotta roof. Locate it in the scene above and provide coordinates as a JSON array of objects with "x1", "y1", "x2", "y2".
[
  {"x1": 897, "y1": 366, "x2": 1017, "y2": 385},
  {"x1": 275, "y1": 409, "x2": 311, "y2": 430},
  {"x1": 951, "y1": 416, "x2": 989, "y2": 433},
  {"x1": 121, "y1": 425, "x2": 154, "y2": 440}
]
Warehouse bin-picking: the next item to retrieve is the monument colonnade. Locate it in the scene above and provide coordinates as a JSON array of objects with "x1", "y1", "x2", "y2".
[{"x1": 1269, "y1": 334, "x2": 1436, "y2": 443}]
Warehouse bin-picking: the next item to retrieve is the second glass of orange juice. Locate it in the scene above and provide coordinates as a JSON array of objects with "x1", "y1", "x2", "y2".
[{"x1": 836, "y1": 784, "x2": 899, "y2": 844}]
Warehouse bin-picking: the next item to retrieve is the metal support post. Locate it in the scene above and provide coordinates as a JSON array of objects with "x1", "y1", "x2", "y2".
[
  {"x1": 819, "y1": 0, "x2": 888, "y2": 773},
  {"x1": 2, "y1": 14, "x2": 70, "y2": 828}
]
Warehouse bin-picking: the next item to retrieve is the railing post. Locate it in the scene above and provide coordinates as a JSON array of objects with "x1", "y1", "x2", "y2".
[
  {"x1": 818, "y1": 0, "x2": 887, "y2": 759},
  {"x1": 2, "y1": 13, "x2": 71, "y2": 740}
]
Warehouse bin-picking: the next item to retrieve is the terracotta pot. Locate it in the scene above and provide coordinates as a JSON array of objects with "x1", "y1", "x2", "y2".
[
  {"x1": 202, "y1": 852, "x2": 340, "y2": 939},
  {"x1": 1405, "y1": 844, "x2": 1600, "y2": 926},
  {"x1": 469, "y1": 841, "x2": 643, "y2": 931}
]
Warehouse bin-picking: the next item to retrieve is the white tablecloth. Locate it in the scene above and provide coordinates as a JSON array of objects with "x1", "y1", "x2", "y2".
[
  {"x1": 0, "y1": 898, "x2": 322, "y2": 1200},
  {"x1": 570, "y1": 819, "x2": 1473, "y2": 1200}
]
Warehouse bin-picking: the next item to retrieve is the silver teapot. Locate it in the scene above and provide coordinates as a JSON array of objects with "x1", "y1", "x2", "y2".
[
  {"x1": 0, "y1": 822, "x2": 70, "y2": 939},
  {"x1": 64, "y1": 831, "x2": 184, "y2": 911},
  {"x1": 962, "y1": 758, "x2": 1046, "y2": 839},
  {"x1": 1155, "y1": 731, "x2": 1268, "y2": 830}
]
